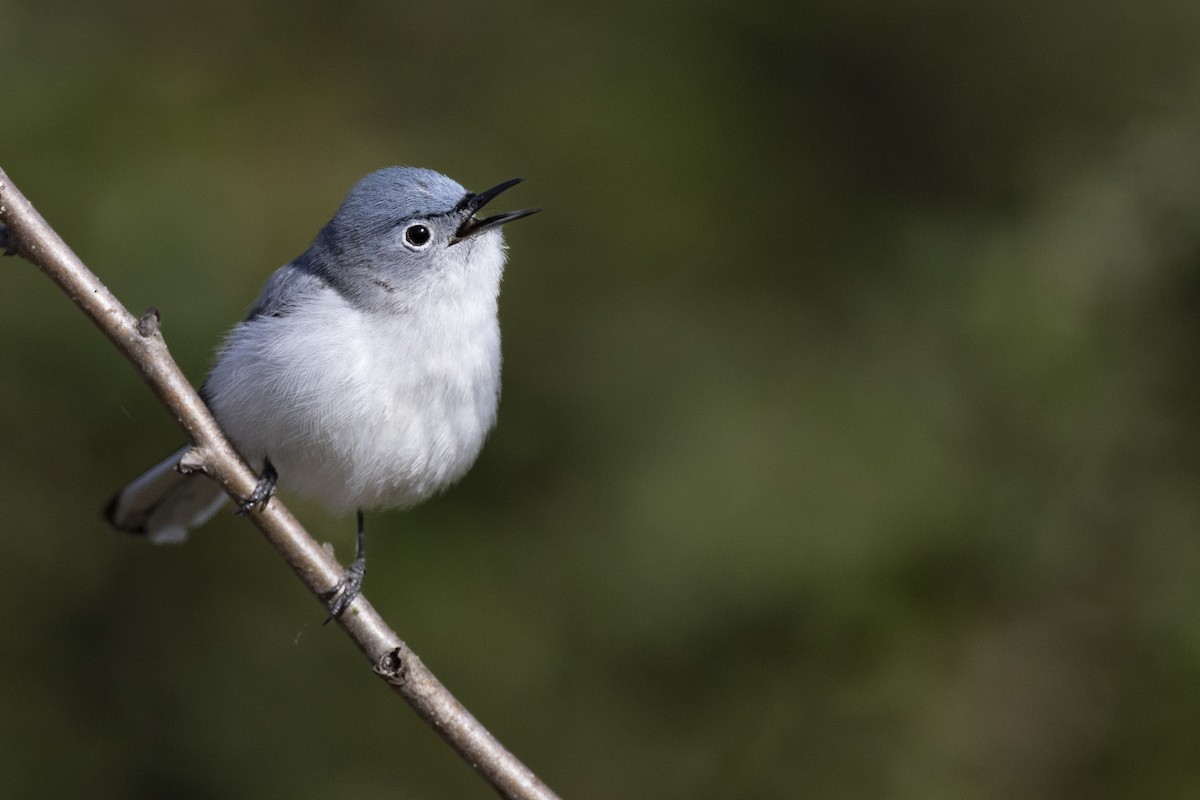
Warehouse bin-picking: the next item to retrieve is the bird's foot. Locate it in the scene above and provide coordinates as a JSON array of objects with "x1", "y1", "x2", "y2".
[
  {"x1": 323, "y1": 556, "x2": 366, "y2": 623},
  {"x1": 323, "y1": 510, "x2": 367, "y2": 624},
  {"x1": 236, "y1": 458, "x2": 277, "y2": 515}
]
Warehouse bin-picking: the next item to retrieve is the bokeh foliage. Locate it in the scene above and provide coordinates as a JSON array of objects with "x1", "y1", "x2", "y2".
[{"x1": 2, "y1": 0, "x2": 1200, "y2": 797}]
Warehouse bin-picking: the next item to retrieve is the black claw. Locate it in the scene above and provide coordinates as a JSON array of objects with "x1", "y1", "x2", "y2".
[
  {"x1": 237, "y1": 457, "x2": 278, "y2": 515},
  {"x1": 323, "y1": 510, "x2": 367, "y2": 625},
  {"x1": 323, "y1": 559, "x2": 365, "y2": 623}
]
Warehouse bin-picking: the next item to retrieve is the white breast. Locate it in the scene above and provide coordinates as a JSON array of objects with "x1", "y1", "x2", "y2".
[{"x1": 204, "y1": 249, "x2": 504, "y2": 513}]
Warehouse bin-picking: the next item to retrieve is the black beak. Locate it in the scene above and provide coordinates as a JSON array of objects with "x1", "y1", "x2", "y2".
[{"x1": 450, "y1": 178, "x2": 541, "y2": 245}]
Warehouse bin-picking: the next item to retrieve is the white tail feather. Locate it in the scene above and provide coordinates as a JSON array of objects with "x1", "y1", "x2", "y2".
[{"x1": 105, "y1": 447, "x2": 228, "y2": 544}]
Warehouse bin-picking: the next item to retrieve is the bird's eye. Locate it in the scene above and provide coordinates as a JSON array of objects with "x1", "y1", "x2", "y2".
[{"x1": 404, "y1": 224, "x2": 432, "y2": 248}]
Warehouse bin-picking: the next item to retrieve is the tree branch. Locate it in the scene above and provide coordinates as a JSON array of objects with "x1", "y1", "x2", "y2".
[{"x1": 0, "y1": 166, "x2": 561, "y2": 800}]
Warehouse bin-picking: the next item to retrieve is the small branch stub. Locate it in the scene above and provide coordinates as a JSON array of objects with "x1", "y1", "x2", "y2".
[
  {"x1": 137, "y1": 307, "x2": 161, "y2": 337},
  {"x1": 176, "y1": 447, "x2": 208, "y2": 475}
]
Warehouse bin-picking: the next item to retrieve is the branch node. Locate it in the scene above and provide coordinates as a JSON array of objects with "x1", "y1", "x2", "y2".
[
  {"x1": 137, "y1": 307, "x2": 161, "y2": 337},
  {"x1": 374, "y1": 647, "x2": 411, "y2": 687},
  {"x1": 176, "y1": 447, "x2": 209, "y2": 475}
]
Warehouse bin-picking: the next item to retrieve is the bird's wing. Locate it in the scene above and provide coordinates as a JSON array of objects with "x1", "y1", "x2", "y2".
[{"x1": 245, "y1": 258, "x2": 329, "y2": 321}]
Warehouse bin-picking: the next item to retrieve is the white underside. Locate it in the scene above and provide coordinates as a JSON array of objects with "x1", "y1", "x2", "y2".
[{"x1": 204, "y1": 249, "x2": 504, "y2": 513}]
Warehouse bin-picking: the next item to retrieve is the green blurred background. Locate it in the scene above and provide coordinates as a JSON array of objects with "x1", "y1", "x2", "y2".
[{"x1": 3, "y1": 1, "x2": 1200, "y2": 798}]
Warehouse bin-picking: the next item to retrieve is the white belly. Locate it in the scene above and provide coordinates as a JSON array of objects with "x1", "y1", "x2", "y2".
[{"x1": 204, "y1": 286, "x2": 501, "y2": 513}]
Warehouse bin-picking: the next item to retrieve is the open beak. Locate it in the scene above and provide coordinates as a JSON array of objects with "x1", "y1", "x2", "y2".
[{"x1": 450, "y1": 178, "x2": 541, "y2": 245}]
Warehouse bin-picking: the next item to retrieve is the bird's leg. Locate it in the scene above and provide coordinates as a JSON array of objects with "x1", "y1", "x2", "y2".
[
  {"x1": 236, "y1": 457, "x2": 278, "y2": 515},
  {"x1": 324, "y1": 509, "x2": 367, "y2": 624}
]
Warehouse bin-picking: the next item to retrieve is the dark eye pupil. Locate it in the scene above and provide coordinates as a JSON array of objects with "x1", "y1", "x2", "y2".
[{"x1": 405, "y1": 225, "x2": 431, "y2": 246}]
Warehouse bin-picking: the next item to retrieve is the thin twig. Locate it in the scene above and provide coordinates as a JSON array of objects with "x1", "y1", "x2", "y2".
[{"x1": 0, "y1": 166, "x2": 561, "y2": 800}]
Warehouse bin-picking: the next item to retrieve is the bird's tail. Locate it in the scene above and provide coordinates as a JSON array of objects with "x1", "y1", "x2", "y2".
[{"x1": 104, "y1": 446, "x2": 229, "y2": 544}]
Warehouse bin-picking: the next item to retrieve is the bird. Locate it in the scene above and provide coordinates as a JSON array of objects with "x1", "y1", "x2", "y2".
[{"x1": 105, "y1": 167, "x2": 539, "y2": 617}]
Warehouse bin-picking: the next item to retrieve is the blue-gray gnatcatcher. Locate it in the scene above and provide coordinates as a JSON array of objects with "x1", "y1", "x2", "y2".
[{"x1": 105, "y1": 167, "x2": 539, "y2": 616}]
